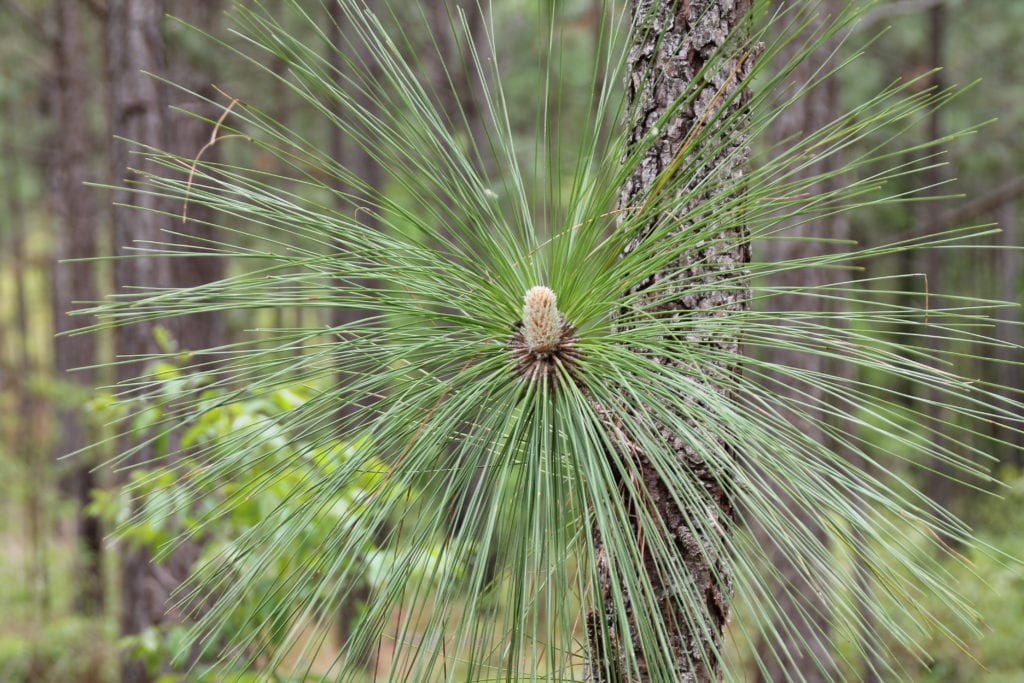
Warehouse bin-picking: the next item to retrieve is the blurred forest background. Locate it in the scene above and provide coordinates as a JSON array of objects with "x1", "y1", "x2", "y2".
[{"x1": 0, "y1": 0, "x2": 1022, "y2": 681}]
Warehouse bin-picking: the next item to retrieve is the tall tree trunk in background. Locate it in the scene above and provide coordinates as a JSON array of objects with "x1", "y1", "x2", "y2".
[
  {"x1": 426, "y1": 0, "x2": 489, "y2": 175},
  {"x1": 5, "y1": 95, "x2": 52, "y2": 634},
  {"x1": 51, "y1": 0, "x2": 103, "y2": 616},
  {"x1": 328, "y1": 0, "x2": 383, "y2": 427},
  {"x1": 424, "y1": 0, "x2": 498, "y2": 610},
  {"x1": 107, "y1": 3, "x2": 198, "y2": 681},
  {"x1": 995, "y1": 198, "x2": 1023, "y2": 467},
  {"x1": 590, "y1": 0, "x2": 612, "y2": 152},
  {"x1": 752, "y1": 3, "x2": 844, "y2": 680},
  {"x1": 589, "y1": 1, "x2": 752, "y2": 680},
  {"x1": 753, "y1": 7, "x2": 847, "y2": 683},
  {"x1": 916, "y1": 1, "x2": 953, "y2": 507},
  {"x1": 166, "y1": 0, "x2": 227, "y2": 356},
  {"x1": 328, "y1": 1, "x2": 383, "y2": 652}
]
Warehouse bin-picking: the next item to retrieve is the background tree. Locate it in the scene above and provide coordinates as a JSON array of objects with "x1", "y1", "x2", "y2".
[
  {"x1": 4, "y1": 60, "x2": 52, "y2": 677},
  {"x1": 106, "y1": 2, "x2": 186, "y2": 680},
  {"x1": 50, "y1": 0, "x2": 102, "y2": 617},
  {"x1": 750, "y1": 1, "x2": 848, "y2": 679},
  {"x1": 106, "y1": 1, "x2": 226, "y2": 680}
]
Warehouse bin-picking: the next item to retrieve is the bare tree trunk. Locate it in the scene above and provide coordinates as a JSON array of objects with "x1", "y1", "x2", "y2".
[
  {"x1": 589, "y1": 1, "x2": 753, "y2": 680},
  {"x1": 425, "y1": 0, "x2": 490, "y2": 175},
  {"x1": 590, "y1": 0, "x2": 612, "y2": 153},
  {"x1": 328, "y1": 0, "x2": 384, "y2": 425},
  {"x1": 995, "y1": 198, "x2": 1023, "y2": 468},
  {"x1": 106, "y1": 4, "x2": 227, "y2": 677},
  {"x1": 106, "y1": 2, "x2": 199, "y2": 681},
  {"x1": 421, "y1": 0, "x2": 501, "y2": 619},
  {"x1": 166, "y1": 0, "x2": 227, "y2": 356},
  {"x1": 5, "y1": 93, "x2": 52, "y2": 639},
  {"x1": 51, "y1": 0, "x2": 103, "y2": 616},
  {"x1": 752, "y1": 4, "x2": 844, "y2": 679},
  {"x1": 327, "y1": 2, "x2": 384, "y2": 655},
  {"x1": 916, "y1": 1, "x2": 954, "y2": 507}
]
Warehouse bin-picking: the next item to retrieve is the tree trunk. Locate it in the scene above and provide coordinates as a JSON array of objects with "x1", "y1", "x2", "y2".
[
  {"x1": 107, "y1": 3, "x2": 226, "y2": 676},
  {"x1": 589, "y1": 1, "x2": 753, "y2": 680},
  {"x1": 995, "y1": 198, "x2": 1023, "y2": 468},
  {"x1": 328, "y1": 0, "x2": 384, "y2": 425},
  {"x1": 51, "y1": 0, "x2": 103, "y2": 616},
  {"x1": 5, "y1": 89, "x2": 52, "y2": 634},
  {"x1": 166, "y1": 0, "x2": 227, "y2": 356},
  {"x1": 917, "y1": 1, "x2": 953, "y2": 507},
  {"x1": 327, "y1": 2, "x2": 384, "y2": 656},
  {"x1": 752, "y1": 3, "x2": 844, "y2": 679},
  {"x1": 425, "y1": 0, "x2": 490, "y2": 175},
  {"x1": 107, "y1": 3, "x2": 197, "y2": 681}
]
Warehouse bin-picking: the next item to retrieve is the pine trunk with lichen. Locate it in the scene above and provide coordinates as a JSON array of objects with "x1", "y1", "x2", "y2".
[{"x1": 587, "y1": 1, "x2": 753, "y2": 680}]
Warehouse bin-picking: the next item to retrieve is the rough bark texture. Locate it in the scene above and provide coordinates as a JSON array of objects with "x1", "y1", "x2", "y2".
[
  {"x1": 51, "y1": 0, "x2": 103, "y2": 616},
  {"x1": 589, "y1": 1, "x2": 753, "y2": 680},
  {"x1": 752, "y1": 2, "x2": 845, "y2": 679}
]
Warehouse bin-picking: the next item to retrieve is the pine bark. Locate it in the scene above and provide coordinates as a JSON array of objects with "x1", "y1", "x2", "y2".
[{"x1": 590, "y1": 1, "x2": 753, "y2": 680}]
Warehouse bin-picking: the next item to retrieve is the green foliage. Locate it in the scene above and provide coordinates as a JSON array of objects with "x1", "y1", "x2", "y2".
[
  {"x1": 903, "y1": 470, "x2": 1024, "y2": 682},
  {"x1": 89, "y1": 348, "x2": 440, "y2": 678},
  {"x1": 81, "y1": 0, "x2": 1022, "y2": 681},
  {"x1": 0, "y1": 616, "x2": 113, "y2": 683}
]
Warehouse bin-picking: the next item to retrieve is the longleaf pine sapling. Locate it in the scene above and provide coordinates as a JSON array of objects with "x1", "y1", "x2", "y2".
[{"x1": 82, "y1": 0, "x2": 1024, "y2": 681}]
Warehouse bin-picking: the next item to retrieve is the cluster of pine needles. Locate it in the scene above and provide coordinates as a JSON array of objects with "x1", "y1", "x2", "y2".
[{"x1": 80, "y1": 1, "x2": 1021, "y2": 680}]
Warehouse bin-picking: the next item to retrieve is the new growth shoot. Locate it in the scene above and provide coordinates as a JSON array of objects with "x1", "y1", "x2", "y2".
[{"x1": 510, "y1": 286, "x2": 580, "y2": 387}]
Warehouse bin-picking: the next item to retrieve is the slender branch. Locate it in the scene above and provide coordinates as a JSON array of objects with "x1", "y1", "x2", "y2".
[
  {"x1": 859, "y1": 0, "x2": 945, "y2": 28},
  {"x1": 907, "y1": 175, "x2": 1024, "y2": 239},
  {"x1": 943, "y1": 175, "x2": 1024, "y2": 227}
]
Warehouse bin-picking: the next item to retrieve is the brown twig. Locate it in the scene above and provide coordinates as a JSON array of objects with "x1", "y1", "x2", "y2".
[
  {"x1": 903, "y1": 175, "x2": 1024, "y2": 241},
  {"x1": 181, "y1": 96, "x2": 240, "y2": 223}
]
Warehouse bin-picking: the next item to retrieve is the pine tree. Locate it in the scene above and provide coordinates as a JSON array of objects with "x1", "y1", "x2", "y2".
[{"x1": 86, "y1": 1, "x2": 1020, "y2": 680}]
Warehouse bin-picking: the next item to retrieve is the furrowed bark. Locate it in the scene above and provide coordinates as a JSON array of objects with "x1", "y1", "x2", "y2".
[{"x1": 588, "y1": 1, "x2": 753, "y2": 680}]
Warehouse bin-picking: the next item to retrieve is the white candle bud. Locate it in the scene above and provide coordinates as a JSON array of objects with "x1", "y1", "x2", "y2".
[{"x1": 522, "y1": 286, "x2": 561, "y2": 353}]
